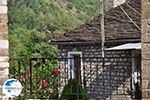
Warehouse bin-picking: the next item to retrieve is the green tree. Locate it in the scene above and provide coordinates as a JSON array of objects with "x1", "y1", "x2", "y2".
[{"x1": 8, "y1": 0, "x2": 99, "y2": 58}]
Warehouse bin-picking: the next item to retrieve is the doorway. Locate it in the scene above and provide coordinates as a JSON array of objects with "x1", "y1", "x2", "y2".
[
  {"x1": 68, "y1": 52, "x2": 82, "y2": 83},
  {"x1": 131, "y1": 50, "x2": 141, "y2": 99}
]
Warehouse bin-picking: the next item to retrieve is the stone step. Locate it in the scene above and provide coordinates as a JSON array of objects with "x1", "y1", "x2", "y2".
[
  {"x1": 106, "y1": 95, "x2": 131, "y2": 100},
  {"x1": 88, "y1": 94, "x2": 132, "y2": 100}
]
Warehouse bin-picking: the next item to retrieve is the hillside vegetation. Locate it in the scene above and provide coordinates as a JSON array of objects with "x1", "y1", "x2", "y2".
[{"x1": 8, "y1": 0, "x2": 99, "y2": 58}]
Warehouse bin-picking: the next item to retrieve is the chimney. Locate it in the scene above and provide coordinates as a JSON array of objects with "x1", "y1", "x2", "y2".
[
  {"x1": 112, "y1": 0, "x2": 126, "y2": 7},
  {"x1": 104, "y1": 0, "x2": 126, "y2": 11}
]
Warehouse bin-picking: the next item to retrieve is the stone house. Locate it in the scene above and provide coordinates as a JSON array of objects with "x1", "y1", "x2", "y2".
[
  {"x1": 52, "y1": 0, "x2": 142, "y2": 99},
  {"x1": 0, "y1": 0, "x2": 150, "y2": 100}
]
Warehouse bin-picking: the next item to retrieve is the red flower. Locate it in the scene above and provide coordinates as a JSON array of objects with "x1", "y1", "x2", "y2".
[
  {"x1": 23, "y1": 71, "x2": 30, "y2": 77},
  {"x1": 42, "y1": 81, "x2": 49, "y2": 87},
  {"x1": 37, "y1": 78, "x2": 43, "y2": 82},
  {"x1": 54, "y1": 69, "x2": 60, "y2": 75}
]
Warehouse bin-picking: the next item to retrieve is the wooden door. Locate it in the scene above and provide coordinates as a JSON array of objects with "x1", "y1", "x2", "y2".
[{"x1": 73, "y1": 55, "x2": 81, "y2": 84}]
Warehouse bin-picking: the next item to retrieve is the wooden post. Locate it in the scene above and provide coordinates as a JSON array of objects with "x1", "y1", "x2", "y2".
[{"x1": 99, "y1": 0, "x2": 105, "y2": 57}]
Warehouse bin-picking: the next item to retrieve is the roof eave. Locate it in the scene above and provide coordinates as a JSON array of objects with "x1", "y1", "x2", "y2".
[{"x1": 51, "y1": 38, "x2": 141, "y2": 45}]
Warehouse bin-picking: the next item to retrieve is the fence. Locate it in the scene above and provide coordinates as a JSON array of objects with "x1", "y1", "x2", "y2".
[{"x1": 9, "y1": 56, "x2": 141, "y2": 100}]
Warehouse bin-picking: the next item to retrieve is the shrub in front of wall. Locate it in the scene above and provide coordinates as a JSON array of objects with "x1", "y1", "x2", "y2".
[{"x1": 59, "y1": 79, "x2": 89, "y2": 100}]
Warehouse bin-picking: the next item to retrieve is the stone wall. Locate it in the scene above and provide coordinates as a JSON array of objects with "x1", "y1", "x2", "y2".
[
  {"x1": 58, "y1": 44, "x2": 132, "y2": 100},
  {"x1": 0, "y1": 0, "x2": 9, "y2": 99},
  {"x1": 58, "y1": 44, "x2": 131, "y2": 58},
  {"x1": 141, "y1": 0, "x2": 150, "y2": 99},
  {"x1": 58, "y1": 44, "x2": 102, "y2": 58}
]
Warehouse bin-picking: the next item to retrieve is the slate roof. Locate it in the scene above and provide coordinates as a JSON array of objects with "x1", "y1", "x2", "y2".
[{"x1": 53, "y1": 0, "x2": 141, "y2": 44}]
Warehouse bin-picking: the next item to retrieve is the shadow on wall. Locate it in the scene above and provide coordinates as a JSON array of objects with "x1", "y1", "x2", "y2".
[{"x1": 83, "y1": 57, "x2": 131, "y2": 100}]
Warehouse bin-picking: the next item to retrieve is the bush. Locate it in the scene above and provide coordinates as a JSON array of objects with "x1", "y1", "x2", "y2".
[
  {"x1": 9, "y1": 59, "x2": 60, "y2": 99},
  {"x1": 59, "y1": 79, "x2": 89, "y2": 100}
]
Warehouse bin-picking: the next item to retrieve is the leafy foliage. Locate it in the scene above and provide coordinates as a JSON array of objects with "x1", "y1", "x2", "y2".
[
  {"x1": 59, "y1": 79, "x2": 89, "y2": 100},
  {"x1": 8, "y1": 0, "x2": 99, "y2": 99},
  {"x1": 8, "y1": 0, "x2": 99, "y2": 58},
  {"x1": 9, "y1": 58, "x2": 60, "y2": 99}
]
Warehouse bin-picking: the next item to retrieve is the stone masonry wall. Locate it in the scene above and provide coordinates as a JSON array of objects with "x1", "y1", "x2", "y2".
[
  {"x1": 58, "y1": 44, "x2": 132, "y2": 100},
  {"x1": 141, "y1": 0, "x2": 150, "y2": 99},
  {"x1": 0, "y1": 0, "x2": 9, "y2": 99}
]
